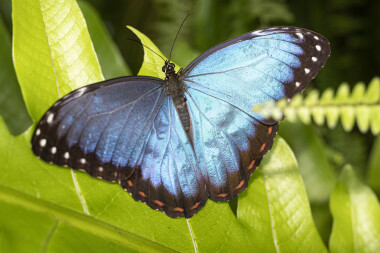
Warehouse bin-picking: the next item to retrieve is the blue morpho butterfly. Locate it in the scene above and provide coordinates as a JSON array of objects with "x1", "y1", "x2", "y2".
[{"x1": 31, "y1": 26, "x2": 330, "y2": 218}]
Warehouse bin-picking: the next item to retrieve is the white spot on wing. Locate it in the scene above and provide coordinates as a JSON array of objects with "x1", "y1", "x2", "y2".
[
  {"x1": 312, "y1": 57, "x2": 317, "y2": 62},
  {"x1": 64, "y1": 152, "x2": 69, "y2": 159},
  {"x1": 305, "y1": 68, "x2": 310, "y2": 74},
  {"x1": 47, "y1": 113, "x2": 54, "y2": 124},
  {"x1": 51, "y1": 147, "x2": 57, "y2": 154},
  {"x1": 40, "y1": 139, "x2": 46, "y2": 147},
  {"x1": 316, "y1": 45, "x2": 321, "y2": 51},
  {"x1": 80, "y1": 158, "x2": 86, "y2": 164},
  {"x1": 98, "y1": 167, "x2": 103, "y2": 172},
  {"x1": 314, "y1": 36, "x2": 319, "y2": 40},
  {"x1": 36, "y1": 128, "x2": 41, "y2": 136},
  {"x1": 295, "y1": 82, "x2": 301, "y2": 87},
  {"x1": 296, "y1": 33, "x2": 304, "y2": 39}
]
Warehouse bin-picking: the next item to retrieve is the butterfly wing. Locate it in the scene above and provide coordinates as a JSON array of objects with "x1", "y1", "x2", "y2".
[
  {"x1": 32, "y1": 77, "x2": 206, "y2": 218},
  {"x1": 183, "y1": 27, "x2": 330, "y2": 124},
  {"x1": 182, "y1": 27, "x2": 330, "y2": 200},
  {"x1": 32, "y1": 77, "x2": 167, "y2": 181},
  {"x1": 120, "y1": 97, "x2": 207, "y2": 218},
  {"x1": 186, "y1": 89, "x2": 278, "y2": 201}
]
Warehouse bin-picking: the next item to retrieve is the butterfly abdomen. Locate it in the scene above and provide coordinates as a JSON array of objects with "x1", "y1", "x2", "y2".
[{"x1": 165, "y1": 74, "x2": 192, "y2": 136}]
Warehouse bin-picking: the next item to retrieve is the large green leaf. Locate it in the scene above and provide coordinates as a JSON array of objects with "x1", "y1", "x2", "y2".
[
  {"x1": 0, "y1": 184, "x2": 173, "y2": 253},
  {"x1": 238, "y1": 137, "x2": 327, "y2": 252},
  {"x1": 2, "y1": 1, "x2": 326, "y2": 251},
  {"x1": 78, "y1": 1, "x2": 132, "y2": 79},
  {"x1": 329, "y1": 165, "x2": 380, "y2": 253},
  {"x1": 12, "y1": 0, "x2": 104, "y2": 122},
  {"x1": 0, "y1": 14, "x2": 32, "y2": 135}
]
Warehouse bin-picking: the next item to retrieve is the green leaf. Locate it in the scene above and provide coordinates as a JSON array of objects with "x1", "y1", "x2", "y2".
[
  {"x1": 127, "y1": 26, "x2": 180, "y2": 78},
  {"x1": 238, "y1": 137, "x2": 327, "y2": 252},
  {"x1": 329, "y1": 165, "x2": 380, "y2": 253},
  {"x1": 279, "y1": 121, "x2": 336, "y2": 203},
  {"x1": 0, "y1": 184, "x2": 173, "y2": 253},
  {"x1": 365, "y1": 77, "x2": 380, "y2": 104},
  {"x1": 322, "y1": 89, "x2": 340, "y2": 129},
  {"x1": 128, "y1": 26, "x2": 167, "y2": 78},
  {"x1": 367, "y1": 136, "x2": 380, "y2": 193},
  {"x1": 257, "y1": 78, "x2": 380, "y2": 134},
  {"x1": 78, "y1": 1, "x2": 132, "y2": 79},
  {"x1": 0, "y1": 15, "x2": 32, "y2": 135},
  {"x1": 12, "y1": 0, "x2": 104, "y2": 122}
]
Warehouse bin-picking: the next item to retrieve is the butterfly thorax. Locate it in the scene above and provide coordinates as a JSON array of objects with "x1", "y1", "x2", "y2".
[{"x1": 163, "y1": 62, "x2": 193, "y2": 143}]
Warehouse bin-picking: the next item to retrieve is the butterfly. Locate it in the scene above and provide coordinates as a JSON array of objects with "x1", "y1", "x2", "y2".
[{"x1": 31, "y1": 27, "x2": 330, "y2": 218}]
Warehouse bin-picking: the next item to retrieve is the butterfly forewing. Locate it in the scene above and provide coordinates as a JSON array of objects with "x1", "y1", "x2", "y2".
[
  {"x1": 183, "y1": 27, "x2": 330, "y2": 123},
  {"x1": 32, "y1": 77, "x2": 167, "y2": 181}
]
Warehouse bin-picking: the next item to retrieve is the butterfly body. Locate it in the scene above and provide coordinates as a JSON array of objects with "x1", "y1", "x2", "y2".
[
  {"x1": 163, "y1": 63, "x2": 192, "y2": 135},
  {"x1": 31, "y1": 27, "x2": 330, "y2": 218}
]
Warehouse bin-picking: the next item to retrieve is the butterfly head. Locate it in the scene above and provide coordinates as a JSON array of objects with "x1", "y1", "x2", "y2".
[{"x1": 162, "y1": 61, "x2": 176, "y2": 76}]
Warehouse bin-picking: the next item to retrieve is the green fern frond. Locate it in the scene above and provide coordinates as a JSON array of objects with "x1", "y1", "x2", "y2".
[{"x1": 254, "y1": 77, "x2": 380, "y2": 134}]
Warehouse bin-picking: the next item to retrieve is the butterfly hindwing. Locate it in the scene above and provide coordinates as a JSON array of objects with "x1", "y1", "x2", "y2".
[
  {"x1": 121, "y1": 97, "x2": 207, "y2": 218},
  {"x1": 186, "y1": 89, "x2": 278, "y2": 201},
  {"x1": 183, "y1": 27, "x2": 330, "y2": 124}
]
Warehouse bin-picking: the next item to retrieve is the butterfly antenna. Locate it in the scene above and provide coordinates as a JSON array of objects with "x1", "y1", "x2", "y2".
[
  {"x1": 168, "y1": 13, "x2": 191, "y2": 63},
  {"x1": 126, "y1": 37, "x2": 166, "y2": 62}
]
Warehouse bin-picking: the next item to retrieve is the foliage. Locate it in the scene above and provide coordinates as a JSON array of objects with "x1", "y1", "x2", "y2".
[
  {"x1": 0, "y1": 14, "x2": 31, "y2": 135},
  {"x1": 0, "y1": 0, "x2": 379, "y2": 252},
  {"x1": 254, "y1": 78, "x2": 380, "y2": 135},
  {"x1": 330, "y1": 165, "x2": 380, "y2": 253}
]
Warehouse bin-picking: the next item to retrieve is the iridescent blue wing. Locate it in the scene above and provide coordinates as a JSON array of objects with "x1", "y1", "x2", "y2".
[
  {"x1": 182, "y1": 27, "x2": 330, "y2": 200},
  {"x1": 186, "y1": 89, "x2": 278, "y2": 201},
  {"x1": 32, "y1": 77, "x2": 166, "y2": 180},
  {"x1": 121, "y1": 97, "x2": 207, "y2": 218},
  {"x1": 183, "y1": 27, "x2": 330, "y2": 124},
  {"x1": 32, "y1": 77, "x2": 206, "y2": 218}
]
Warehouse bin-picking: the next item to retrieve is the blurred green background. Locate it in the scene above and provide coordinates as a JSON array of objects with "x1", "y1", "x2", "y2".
[
  {"x1": 0, "y1": 0, "x2": 379, "y2": 245},
  {"x1": 2, "y1": 0, "x2": 379, "y2": 84}
]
